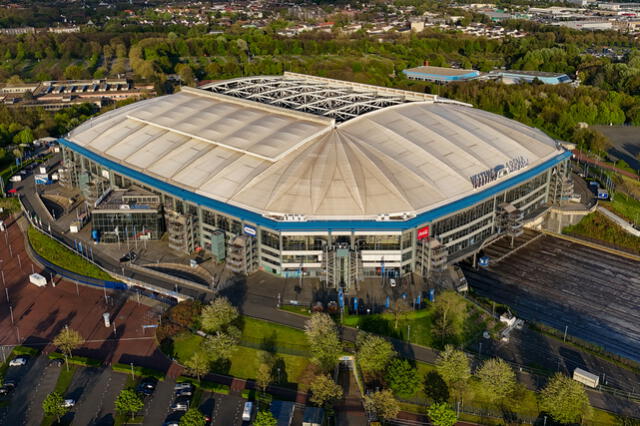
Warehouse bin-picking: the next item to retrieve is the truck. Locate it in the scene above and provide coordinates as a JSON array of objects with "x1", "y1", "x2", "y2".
[
  {"x1": 35, "y1": 174, "x2": 52, "y2": 185},
  {"x1": 29, "y1": 273, "x2": 47, "y2": 287},
  {"x1": 573, "y1": 368, "x2": 599, "y2": 388}
]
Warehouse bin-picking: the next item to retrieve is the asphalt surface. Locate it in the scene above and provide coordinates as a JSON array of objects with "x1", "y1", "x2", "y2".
[
  {"x1": 592, "y1": 125, "x2": 640, "y2": 171},
  {"x1": 142, "y1": 377, "x2": 175, "y2": 426},
  {"x1": 24, "y1": 359, "x2": 62, "y2": 426},
  {"x1": 2, "y1": 355, "x2": 48, "y2": 425},
  {"x1": 211, "y1": 393, "x2": 245, "y2": 426},
  {"x1": 70, "y1": 369, "x2": 127, "y2": 426}
]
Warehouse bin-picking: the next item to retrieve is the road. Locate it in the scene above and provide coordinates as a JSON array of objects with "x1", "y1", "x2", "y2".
[
  {"x1": 1, "y1": 355, "x2": 50, "y2": 425},
  {"x1": 70, "y1": 369, "x2": 127, "y2": 426}
]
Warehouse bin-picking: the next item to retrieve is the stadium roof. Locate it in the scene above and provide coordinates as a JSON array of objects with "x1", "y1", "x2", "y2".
[{"x1": 67, "y1": 73, "x2": 563, "y2": 222}]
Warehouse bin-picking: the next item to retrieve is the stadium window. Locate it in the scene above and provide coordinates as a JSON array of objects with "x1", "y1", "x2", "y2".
[{"x1": 261, "y1": 230, "x2": 280, "y2": 250}]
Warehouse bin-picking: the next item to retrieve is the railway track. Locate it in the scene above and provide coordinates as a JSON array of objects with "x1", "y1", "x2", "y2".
[{"x1": 464, "y1": 235, "x2": 640, "y2": 363}]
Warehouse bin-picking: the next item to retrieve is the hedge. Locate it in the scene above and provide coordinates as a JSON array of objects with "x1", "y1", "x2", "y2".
[
  {"x1": 176, "y1": 376, "x2": 230, "y2": 395},
  {"x1": 112, "y1": 363, "x2": 165, "y2": 381},
  {"x1": 48, "y1": 352, "x2": 102, "y2": 367}
]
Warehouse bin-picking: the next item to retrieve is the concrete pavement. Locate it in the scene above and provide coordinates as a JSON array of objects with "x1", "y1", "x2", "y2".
[{"x1": 24, "y1": 359, "x2": 62, "y2": 426}]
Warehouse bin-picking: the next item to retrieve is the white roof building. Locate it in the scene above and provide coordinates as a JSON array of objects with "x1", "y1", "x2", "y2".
[{"x1": 66, "y1": 73, "x2": 562, "y2": 221}]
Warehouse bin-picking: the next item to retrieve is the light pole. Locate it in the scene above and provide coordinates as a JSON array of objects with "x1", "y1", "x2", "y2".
[
  {"x1": 130, "y1": 362, "x2": 135, "y2": 380},
  {"x1": 9, "y1": 305, "x2": 14, "y2": 325},
  {"x1": 563, "y1": 325, "x2": 568, "y2": 342}
]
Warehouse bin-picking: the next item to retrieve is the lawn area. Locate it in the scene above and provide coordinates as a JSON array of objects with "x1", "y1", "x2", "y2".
[
  {"x1": 342, "y1": 297, "x2": 488, "y2": 349},
  {"x1": 563, "y1": 212, "x2": 640, "y2": 254},
  {"x1": 239, "y1": 316, "x2": 310, "y2": 354},
  {"x1": 27, "y1": 226, "x2": 115, "y2": 281},
  {"x1": 602, "y1": 192, "x2": 640, "y2": 224},
  {"x1": 172, "y1": 332, "x2": 311, "y2": 388}
]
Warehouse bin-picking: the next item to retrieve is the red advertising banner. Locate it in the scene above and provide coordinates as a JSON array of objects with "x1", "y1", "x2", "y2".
[{"x1": 417, "y1": 226, "x2": 430, "y2": 240}]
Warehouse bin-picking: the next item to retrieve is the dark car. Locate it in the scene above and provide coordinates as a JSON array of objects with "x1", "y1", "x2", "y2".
[
  {"x1": 119, "y1": 251, "x2": 137, "y2": 263},
  {"x1": 50, "y1": 358, "x2": 64, "y2": 367},
  {"x1": 0, "y1": 381, "x2": 16, "y2": 397},
  {"x1": 175, "y1": 388, "x2": 193, "y2": 398},
  {"x1": 136, "y1": 378, "x2": 158, "y2": 396}
]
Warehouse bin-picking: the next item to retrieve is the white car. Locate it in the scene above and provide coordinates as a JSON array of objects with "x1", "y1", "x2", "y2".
[
  {"x1": 389, "y1": 278, "x2": 397, "y2": 288},
  {"x1": 63, "y1": 399, "x2": 75, "y2": 408},
  {"x1": 9, "y1": 357, "x2": 27, "y2": 367}
]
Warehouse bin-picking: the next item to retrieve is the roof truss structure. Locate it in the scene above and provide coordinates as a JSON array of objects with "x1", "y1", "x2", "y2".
[{"x1": 204, "y1": 76, "x2": 413, "y2": 122}]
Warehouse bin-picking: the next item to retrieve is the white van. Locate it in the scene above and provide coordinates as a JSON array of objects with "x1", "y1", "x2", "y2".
[
  {"x1": 29, "y1": 273, "x2": 47, "y2": 287},
  {"x1": 242, "y1": 401, "x2": 253, "y2": 421}
]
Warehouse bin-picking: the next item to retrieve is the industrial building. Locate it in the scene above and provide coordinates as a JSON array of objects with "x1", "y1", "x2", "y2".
[
  {"x1": 485, "y1": 70, "x2": 573, "y2": 85},
  {"x1": 58, "y1": 72, "x2": 572, "y2": 289},
  {"x1": 402, "y1": 65, "x2": 481, "y2": 83}
]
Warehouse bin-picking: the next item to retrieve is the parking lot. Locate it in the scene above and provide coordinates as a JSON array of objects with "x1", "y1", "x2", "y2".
[{"x1": 464, "y1": 235, "x2": 640, "y2": 363}]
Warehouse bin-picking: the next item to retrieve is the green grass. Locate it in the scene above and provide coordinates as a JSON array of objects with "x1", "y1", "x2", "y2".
[
  {"x1": 48, "y1": 352, "x2": 102, "y2": 367},
  {"x1": 341, "y1": 300, "x2": 487, "y2": 349},
  {"x1": 563, "y1": 212, "x2": 640, "y2": 254},
  {"x1": 240, "y1": 316, "x2": 310, "y2": 353},
  {"x1": 171, "y1": 332, "x2": 310, "y2": 388},
  {"x1": 28, "y1": 226, "x2": 115, "y2": 281},
  {"x1": 54, "y1": 364, "x2": 78, "y2": 395},
  {"x1": 602, "y1": 193, "x2": 640, "y2": 224},
  {"x1": 112, "y1": 363, "x2": 165, "y2": 381}
]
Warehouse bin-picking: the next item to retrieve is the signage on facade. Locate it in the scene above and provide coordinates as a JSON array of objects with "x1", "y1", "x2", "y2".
[
  {"x1": 470, "y1": 156, "x2": 529, "y2": 189},
  {"x1": 243, "y1": 224, "x2": 257, "y2": 237},
  {"x1": 417, "y1": 226, "x2": 430, "y2": 240}
]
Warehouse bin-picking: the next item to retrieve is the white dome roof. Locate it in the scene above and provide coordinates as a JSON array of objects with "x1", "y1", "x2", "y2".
[{"x1": 67, "y1": 74, "x2": 561, "y2": 220}]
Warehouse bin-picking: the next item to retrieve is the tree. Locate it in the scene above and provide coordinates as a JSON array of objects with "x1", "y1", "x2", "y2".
[
  {"x1": 424, "y1": 371, "x2": 450, "y2": 403},
  {"x1": 184, "y1": 350, "x2": 209, "y2": 382},
  {"x1": 179, "y1": 407, "x2": 207, "y2": 426},
  {"x1": 363, "y1": 389, "x2": 400, "y2": 421},
  {"x1": 253, "y1": 410, "x2": 277, "y2": 426},
  {"x1": 387, "y1": 298, "x2": 412, "y2": 330},
  {"x1": 539, "y1": 373, "x2": 591, "y2": 424},
  {"x1": 309, "y1": 374, "x2": 343, "y2": 408},
  {"x1": 200, "y1": 297, "x2": 238, "y2": 333},
  {"x1": 14, "y1": 127, "x2": 34, "y2": 145},
  {"x1": 356, "y1": 333, "x2": 396, "y2": 381},
  {"x1": 53, "y1": 326, "x2": 84, "y2": 371},
  {"x1": 304, "y1": 313, "x2": 342, "y2": 371},
  {"x1": 385, "y1": 358, "x2": 420, "y2": 398},
  {"x1": 203, "y1": 330, "x2": 239, "y2": 360},
  {"x1": 435, "y1": 345, "x2": 470, "y2": 403},
  {"x1": 115, "y1": 389, "x2": 144, "y2": 420},
  {"x1": 427, "y1": 402, "x2": 457, "y2": 426},
  {"x1": 42, "y1": 391, "x2": 68, "y2": 422},
  {"x1": 476, "y1": 358, "x2": 516, "y2": 404},
  {"x1": 256, "y1": 361, "x2": 273, "y2": 393},
  {"x1": 432, "y1": 291, "x2": 467, "y2": 346}
]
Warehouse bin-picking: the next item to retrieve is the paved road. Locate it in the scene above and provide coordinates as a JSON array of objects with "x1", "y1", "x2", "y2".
[
  {"x1": 24, "y1": 359, "x2": 62, "y2": 426},
  {"x1": 142, "y1": 377, "x2": 176, "y2": 426}
]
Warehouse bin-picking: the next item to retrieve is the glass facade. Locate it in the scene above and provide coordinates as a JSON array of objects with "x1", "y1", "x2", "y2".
[{"x1": 92, "y1": 210, "x2": 163, "y2": 242}]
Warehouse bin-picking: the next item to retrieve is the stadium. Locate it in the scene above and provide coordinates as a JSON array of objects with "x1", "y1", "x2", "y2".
[{"x1": 58, "y1": 72, "x2": 572, "y2": 289}]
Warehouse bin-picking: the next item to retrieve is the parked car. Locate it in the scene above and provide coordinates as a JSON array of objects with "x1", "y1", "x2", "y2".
[
  {"x1": 171, "y1": 397, "x2": 190, "y2": 411},
  {"x1": 175, "y1": 388, "x2": 193, "y2": 398},
  {"x1": 0, "y1": 381, "x2": 16, "y2": 397},
  {"x1": 137, "y1": 378, "x2": 158, "y2": 396},
  {"x1": 63, "y1": 399, "x2": 75, "y2": 408},
  {"x1": 9, "y1": 357, "x2": 28, "y2": 366},
  {"x1": 50, "y1": 358, "x2": 64, "y2": 367},
  {"x1": 174, "y1": 382, "x2": 193, "y2": 391}
]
